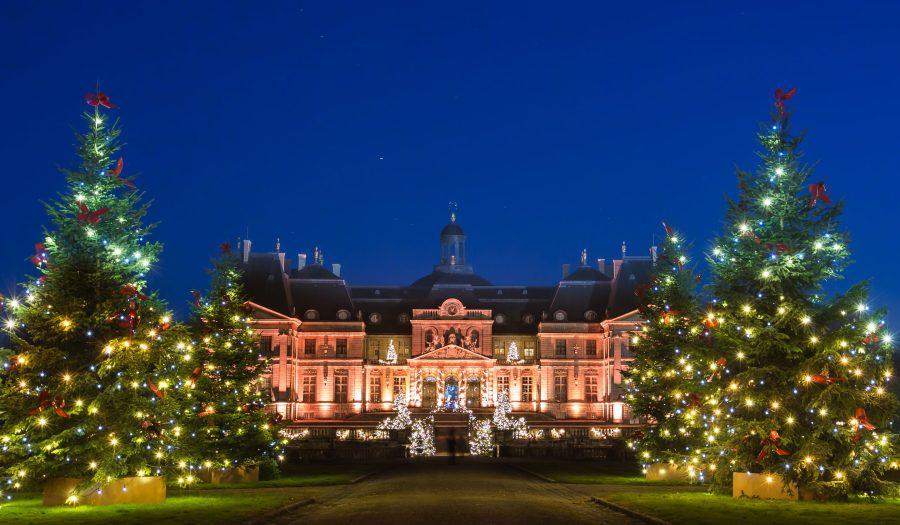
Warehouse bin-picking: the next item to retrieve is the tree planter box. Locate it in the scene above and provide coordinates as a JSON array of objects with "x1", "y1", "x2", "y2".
[
  {"x1": 198, "y1": 465, "x2": 259, "y2": 484},
  {"x1": 43, "y1": 476, "x2": 166, "y2": 506},
  {"x1": 645, "y1": 463, "x2": 691, "y2": 482},
  {"x1": 732, "y1": 472, "x2": 798, "y2": 500}
]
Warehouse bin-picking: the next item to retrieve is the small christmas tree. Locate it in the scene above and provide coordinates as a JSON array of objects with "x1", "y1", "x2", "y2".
[
  {"x1": 175, "y1": 249, "x2": 281, "y2": 483},
  {"x1": 0, "y1": 91, "x2": 185, "y2": 499},
  {"x1": 378, "y1": 393, "x2": 412, "y2": 430},
  {"x1": 408, "y1": 417, "x2": 436, "y2": 457},
  {"x1": 384, "y1": 339, "x2": 397, "y2": 364},
  {"x1": 467, "y1": 415, "x2": 494, "y2": 456},
  {"x1": 492, "y1": 391, "x2": 528, "y2": 438},
  {"x1": 626, "y1": 223, "x2": 710, "y2": 478},
  {"x1": 703, "y1": 89, "x2": 897, "y2": 495},
  {"x1": 507, "y1": 342, "x2": 520, "y2": 363}
]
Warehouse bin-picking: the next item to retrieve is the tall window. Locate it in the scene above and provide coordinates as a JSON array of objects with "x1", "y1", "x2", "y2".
[
  {"x1": 304, "y1": 339, "x2": 316, "y2": 355},
  {"x1": 369, "y1": 377, "x2": 382, "y2": 402},
  {"x1": 496, "y1": 376, "x2": 510, "y2": 395},
  {"x1": 555, "y1": 339, "x2": 567, "y2": 357},
  {"x1": 585, "y1": 375, "x2": 599, "y2": 402},
  {"x1": 333, "y1": 374, "x2": 348, "y2": 403},
  {"x1": 521, "y1": 376, "x2": 533, "y2": 402},
  {"x1": 259, "y1": 336, "x2": 273, "y2": 354},
  {"x1": 393, "y1": 376, "x2": 407, "y2": 398},
  {"x1": 586, "y1": 339, "x2": 597, "y2": 356},
  {"x1": 494, "y1": 341, "x2": 506, "y2": 360},
  {"x1": 335, "y1": 338, "x2": 348, "y2": 357},
  {"x1": 302, "y1": 375, "x2": 316, "y2": 402},
  {"x1": 523, "y1": 342, "x2": 535, "y2": 361},
  {"x1": 554, "y1": 375, "x2": 568, "y2": 402}
]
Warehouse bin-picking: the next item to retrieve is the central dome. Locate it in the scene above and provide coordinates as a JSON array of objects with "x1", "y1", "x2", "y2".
[
  {"x1": 440, "y1": 222, "x2": 464, "y2": 237},
  {"x1": 410, "y1": 271, "x2": 492, "y2": 288}
]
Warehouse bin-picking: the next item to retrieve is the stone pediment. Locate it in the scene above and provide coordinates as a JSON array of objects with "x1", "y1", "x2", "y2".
[{"x1": 410, "y1": 344, "x2": 492, "y2": 361}]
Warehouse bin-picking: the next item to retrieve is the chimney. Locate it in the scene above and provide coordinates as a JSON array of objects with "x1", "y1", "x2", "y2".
[
  {"x1": 275, "y1": 237, "x2": 281, "y2": 252},
  {"x1": 621, "y1": 241, "x2": 627, "y2": 258},
  {"x1": 613, "y1": 259, "x2": 623, "y2": 280},
  {"x1": 277, "y1": 252, "x2": 285, "y2": 272},
  {"x1": 650, "y1": 245, "x2": 658, "y2": 264},
  {"x1": 332, "y1": 263, "x2": 342, "y2": 277},
  {"x1": 242, "y1": 239, "x2": 252, "y2": 263},
  {"x1": 297, "y1": 253, "x2": 307, "y2": 270},
  {"x1": 597, "y1": 258, "x2": 606, "y2": 274},
  {"x1": 562, "y1": 263, "x2": 570, "y2": 279}
]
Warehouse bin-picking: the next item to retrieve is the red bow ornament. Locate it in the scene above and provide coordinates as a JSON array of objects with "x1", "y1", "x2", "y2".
[
  {"x1": 30, "y1": 243, "x2": 47, "y2": 266},
  {"x1": 84, "y1": 90, "x2": 117, "y2": 109},
  {"x1": 662, "y1": 310, "x2": 681, "y2": 324},
  {"x1": 757, "y1": 430, "x2": 791, "y2": 462},
  {"x1": 773, "y1": 87, "x2": 796, "y2": 117},
  {"x1": 148, "y1": 379, "x2": 166, "y2": 399},
  {"x1": 704, "y1": 316, "x2": 720, "y2": 329},
  {"x1": 706, "y1": 357, "x2": 727, "y2": 382},
  {"x1": 808, "y1": 182, "x2": 832, "y2": 208},
  {"x1": 77, "y1": 203, "x2": 109, "y2": 224},
  {"x1": 108, "y1": 158, "x2": 136, "y2": 189},
  {"x1": 811, "y1": 374, "x2": 846, "y2": 385},
  {"x1": 190, "y1": 366, "x2": 203, "y2": 383},
  {"x1": 852, "y1": 408, "x2": 876, "y2": 442},
  {"x1": 765, "y1": 243, "x2": 791, "y2": 254},
  {"x1": 741, "y1": 229, "x2": 762, "y2": 244},
  {"x1": 120, "y1": 284, "x2": 148, "y2": 302},
  {"x1": 29, "y1": 391, "x2": 69, "y2": 418},
  {"x1": 863, "y1": 334, "x2": 880, "y2": 345}
]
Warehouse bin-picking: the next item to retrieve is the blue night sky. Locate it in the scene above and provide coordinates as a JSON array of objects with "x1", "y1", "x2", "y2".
[{"x1": 2, "y1": 1, "x2": 899, "y2": 322}]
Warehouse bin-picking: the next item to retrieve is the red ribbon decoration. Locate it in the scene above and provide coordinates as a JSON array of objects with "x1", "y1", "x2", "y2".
[
  {"x1": 147, "y1": 379, "x2": 166, "y2": 399},
  {"x1": 704, "y1": 317, "x2": 720, "y2": 329},
  {"x1": 107, "y1": 158, "x2": 136, "y2": 189},
  {"x1": 31, "y1": 243, "x2": 47, "y2": 266},
  {"x1": 853, "y1": 407, "x2": 876, "y2": 442},
  {"x1": 863, "y1": 334, "x2": 880, "y2": 345},
  {"x1": 84, "y1": 90, "x2": 117, "y2": 109},
  {"x1": 740, "y1": 229, "x2": 762, "y2": 244},
  {"x1": 29, "y1": 391, "x2": 69, "y2": 418},
  {"x1": 190, "y1": 366, "x2": 202, "y2": 382},
  {"x1": 141, "y1": 419, "x2": 161, "y2": 438},
  {"x1": 808, "y1": 181, "x2": 831, "y2": 208},
  {"x1": 757, "y1": 430, "x2": 791, "y2": 462},
  {"x1": 765, "y1": 243, "x2": 791, "y2": 254},
  {"x1": 773, "y1": 87, "x2": 796, "y2": 117},
  {"x1": 662, "y1": 309, "x2": 681, "y2": 324},
  {"x1": 119, "y1": 284, "x2": 148, "y2": 302},
  {"x1": 77, "y1": 203, "x2": 109, "y2": 224},
  {"x1": 811, "y1": 374, "x2": 846, "y2": 385},
  {"x1": 706, "y1": 357, "x2": 727, "y2": 382},
  {"x1": 662, "y1": 221, "x2": 674, "y2": 237},
  {"x1": 199, "y1": 405, "x2": 215, "y2": 417},
  {"x1": 220, "y1": 242, "x2": 231, "y2": 254},
  {"x1": 686, "y1": 393, "x2": 702, "y2": 409}
]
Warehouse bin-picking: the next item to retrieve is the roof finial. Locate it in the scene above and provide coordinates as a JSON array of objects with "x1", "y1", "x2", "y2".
[
  {"x1": 580, "y1": 248, "x2": 587, "y2": 266},
  {"x1": 275, "y1": 237, "x2": 281, "y2": 252},
  {"x1": 621, "y1": 241, "x2": 627, "y2": 258},
  {"x1": 313, "y1": 246, "x2": 323, "y2": 265},
  {"x1": 448, "y1": 201, "x2": 458, "y2": 223}
]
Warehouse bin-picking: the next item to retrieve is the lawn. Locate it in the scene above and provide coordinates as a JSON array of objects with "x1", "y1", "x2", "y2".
[
  {"x1": 0, "y1": 463, "x2": 382, "y2": 524},
  {"x1": 602, "y1": 492, "x2": 900, "y2": 525},
  {"x1": 509, "y1": 459, "x2": 690, "y2": 485}
]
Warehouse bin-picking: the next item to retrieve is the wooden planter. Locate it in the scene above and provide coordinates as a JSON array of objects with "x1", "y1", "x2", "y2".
[
  {"x1": 645, "y1": 463, "x2": 691, "y2": 482},
  {"x1": 43, "y1": 476, "x2": 166, "y2": 506},
  {"x1": 732, "y1": 472, "x2": 798, "y2": 500},
  {"x1": 198, "y1": 465, "x2": 260, "y2": 484}
]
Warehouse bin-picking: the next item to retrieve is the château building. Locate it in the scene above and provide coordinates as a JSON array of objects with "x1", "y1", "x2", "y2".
[{"x1": 242, "y1": 212, "x2": 653, "y2": 434}]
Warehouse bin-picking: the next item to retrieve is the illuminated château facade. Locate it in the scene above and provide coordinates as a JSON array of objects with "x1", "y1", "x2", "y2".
[{"x1": 242, "y1": 213, "x2": 652, "y2": 432}]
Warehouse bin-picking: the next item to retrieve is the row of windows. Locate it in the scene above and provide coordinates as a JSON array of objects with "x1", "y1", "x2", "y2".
[
  {"x1": 264, "y1": 336, "x2": 609, "y2": 359},
  {"x1": 300, "y1": 374, "x2": 601, "y2": 403}
]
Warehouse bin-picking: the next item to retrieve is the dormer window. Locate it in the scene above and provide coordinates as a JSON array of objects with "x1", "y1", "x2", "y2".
[
  {"x1": 368, "y1": 312, "x2": 382, "y2": 324},
  {"x1": 336, "y1": 309, "x2": 351, "y2": 321},
  {"x1": 554, "y1": 310, "x2": 567, "y2": 322},
  {"x1": 304, "y1": 309, "x2": 319, "y2": 320}
]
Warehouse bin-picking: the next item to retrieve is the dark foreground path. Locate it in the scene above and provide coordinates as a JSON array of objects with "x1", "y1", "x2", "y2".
[{"x1": 271, "y1": 458, "x2": 640, "y2": 525}]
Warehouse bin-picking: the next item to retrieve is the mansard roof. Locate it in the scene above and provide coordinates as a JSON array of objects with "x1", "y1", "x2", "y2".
[{"x1": 240, "y1": 251, "x2": 653, "y2": 332}]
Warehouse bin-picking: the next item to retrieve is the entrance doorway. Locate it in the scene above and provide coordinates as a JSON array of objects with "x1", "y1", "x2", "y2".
[{"x1": 444, "y1": 377, "x2": 459, "y2": 410}]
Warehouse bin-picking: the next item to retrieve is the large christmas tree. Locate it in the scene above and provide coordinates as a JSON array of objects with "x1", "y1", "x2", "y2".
[
  {"x1": 703, "y1": 89, "x2": 897, "y2": 495},
  {"x1": 626, "y1": 223, "x2": 711, "y2": 478},
  {"x1": 0, "y1": 91, "x2": 187, "y2": 499},
  {"x1": 175, "y1": 250, "x2": 280, "y2": 483}
]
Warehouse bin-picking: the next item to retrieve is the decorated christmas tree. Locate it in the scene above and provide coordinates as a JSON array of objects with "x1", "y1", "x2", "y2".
[
  {"x1": 492, "y1": 391, "x2": 528, "y2": 438},
  {"x1": 702, "y1": 89, "x2": 898, "y2": 495},
  {"x1": 175, "y1": 249, "x2": 281, "y2": 484},
  {"x1": 626, "y1": 223, "x2": 710, "y2": 479},
  {"x1": 378, "y1": 393, "x2": 412, "y2": 430},
  {"x1": 0, "y1": 91, "x2": 187, "y2": 500}
]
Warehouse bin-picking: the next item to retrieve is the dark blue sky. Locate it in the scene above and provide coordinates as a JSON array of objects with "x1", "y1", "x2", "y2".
[{"x1": 2, "y1": 1, "x2": 899, "y2": 322}]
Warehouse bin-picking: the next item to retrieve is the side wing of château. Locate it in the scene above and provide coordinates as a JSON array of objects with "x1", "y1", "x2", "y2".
[{"x1": 241, "y1": 213, "x2": 653, "y2": 434}]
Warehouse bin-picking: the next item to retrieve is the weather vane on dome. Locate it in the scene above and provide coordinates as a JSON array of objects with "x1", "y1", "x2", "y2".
[{"x1": 448, "y1": 201, "x2": 458, "y2": 223}]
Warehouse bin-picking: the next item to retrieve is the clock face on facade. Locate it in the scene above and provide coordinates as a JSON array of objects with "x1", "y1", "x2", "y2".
[{"x1": 447, "y1": 304, "x2": 459, "y2": 316}]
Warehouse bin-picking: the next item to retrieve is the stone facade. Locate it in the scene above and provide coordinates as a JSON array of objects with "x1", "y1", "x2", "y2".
[{"x1": 242, "y1": 214, "x2": 652, "y2": 431}]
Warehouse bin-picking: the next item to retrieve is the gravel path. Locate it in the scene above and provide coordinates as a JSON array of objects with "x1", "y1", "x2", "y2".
[{"x1": 271, "y1": 458, "x2": 641, "y2": 525}]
